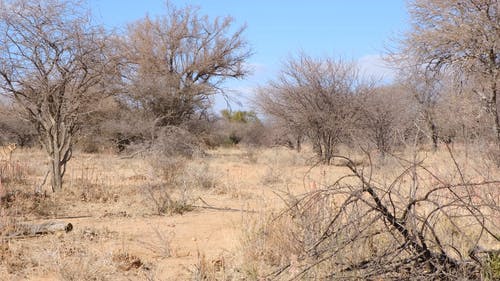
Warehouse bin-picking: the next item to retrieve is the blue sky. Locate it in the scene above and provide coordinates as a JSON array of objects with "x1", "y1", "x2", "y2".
[{"x1": 89, "y1": 1, "x2": 409, "y2": 110}]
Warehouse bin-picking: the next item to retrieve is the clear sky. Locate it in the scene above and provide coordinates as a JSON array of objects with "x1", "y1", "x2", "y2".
[{"x1": 89, "y1": 1, "x2": 410, "y2": 110}]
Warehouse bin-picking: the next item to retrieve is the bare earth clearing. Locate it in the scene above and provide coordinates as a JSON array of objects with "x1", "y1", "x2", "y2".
[{"x1": 0, "y1": 147, "x2": 330, "y2": 280}]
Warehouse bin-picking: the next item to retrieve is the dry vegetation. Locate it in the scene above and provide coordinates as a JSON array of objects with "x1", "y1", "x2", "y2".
[
  {"x1": 0, "y1": 144, "x2": 498, "y2": 280},
  {"x1": 0, "y1": 0, "x2": 499, "y2": 280}
]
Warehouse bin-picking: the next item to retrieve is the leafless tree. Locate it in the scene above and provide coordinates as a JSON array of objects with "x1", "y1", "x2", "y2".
[
  {"x1": 397, "y1": 66, "x2": 446, "y2": 150},
  {"x1": 0, "y1": 0, "x2": 121, "y2": 191},
  {"x1": 121, "y1": 2, "x2": 251, "y2": 129},
  {"x1": 434, "y1": 81, "x2": 494, "y2": 147},
  {"x1": 358, "y1": 84, "x2": 413, "y2": 156},
  {"x1": 256, "y1": 53, "x2": 372, "y2": 164},
  {"x1": 400, "y1": 0, "x2": 499, "y2": 148}
]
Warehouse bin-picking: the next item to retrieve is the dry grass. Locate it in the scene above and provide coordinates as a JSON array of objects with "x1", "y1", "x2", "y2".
[
  {"x1": 237, "y1": 145, "x2": 500, "y2": 280},
  {"x1": 0, "y1": 144, "x2": 498, "y2": 280}
]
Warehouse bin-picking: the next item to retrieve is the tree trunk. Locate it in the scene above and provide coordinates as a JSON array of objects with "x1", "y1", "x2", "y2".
[
  {"x1": 296, "y1": 135, "x2": 302, "y2": 153},
  {"x1": 424, "y1": 110, "x2": 439, "y2": 151},
  {"x1": 491, "y1": 83, "x2": 500, "y2": 150},
  {"x1": 323, "y1": 134, "x2": 333, "y2": 165},
  {"x1": 51, "y1": 151, "x2": 63, "y2": 192},
  {"x1": 430, "y1": 122, "x2": 439, "y2": 151},
  {"x1": 488, "y1": 49, "x2": 500, "y2": 150},
  {"x1": 49, "y1": 126, "x2": 62, "y2": 192},
  {"x1": 4, "y1": 221, "x2": 73, "y2": 238},
  {"x1": 312, "y1": 136, "x2": 323, "y2": 160},
  {"x1": 46, "y1": 123, "x2": 73, "y2": 192}
]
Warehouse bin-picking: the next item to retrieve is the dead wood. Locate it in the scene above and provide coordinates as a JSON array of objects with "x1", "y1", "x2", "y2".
[{"x1": 2, "y1": 221, "x2": 73, "y2": 238}]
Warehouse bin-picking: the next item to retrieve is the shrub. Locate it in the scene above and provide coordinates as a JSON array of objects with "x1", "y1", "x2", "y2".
[
  {"x1": 0, "y1": 161, "x2": 29, "y2": 185},
  {"x1": 484, "y1": 252, "x2": 500, "y2": 281},
  {"x1": 148, "y1": 156, "x2": 186, "y2": 184},
  {"x1": 143, "y1": 182, "x2": 193, "y2": 215},
  {"x1": 152, "y1": 126, "x2": 204, "y2": 158},
  {"x1": 184, "y1": 161, "x2": 218, "y2": 189},
  {"x1": 239, "y1": 152, "x2": 500, "y2": 280}
]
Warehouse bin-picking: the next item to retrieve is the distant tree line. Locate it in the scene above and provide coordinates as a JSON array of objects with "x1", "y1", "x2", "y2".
[
  {"x1": 257, "y1": 0, "x2": 499, "y2": 164},
  {"x1": 0, "y1": 0, "x2": 498, "y2": 191}
]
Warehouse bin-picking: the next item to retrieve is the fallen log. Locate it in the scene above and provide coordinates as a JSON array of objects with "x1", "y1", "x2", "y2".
[{"x1": 3, "y1": 221, "x2": 73, "y2": 238}]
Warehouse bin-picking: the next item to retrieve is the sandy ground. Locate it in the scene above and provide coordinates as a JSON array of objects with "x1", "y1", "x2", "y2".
[
  {"x1": 1, "y1": 145, "x2": 498, "y2": 280},
  {"x1": 0, "y1": 147, "x2": 325, "y2": 280}
]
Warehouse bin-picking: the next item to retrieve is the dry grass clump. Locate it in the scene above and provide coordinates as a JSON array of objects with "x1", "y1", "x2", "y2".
[
  {"x1": 142, "y1": 181, "x2": 194, "y2": 215},
  {"x1": 240, "y1": 146, "x2": 259, "y2": 164},
  {"x1": 0, "y1": 161, "x2": 30, "y2": 185},
  {"x1": 140, "y1": 227, "x2": 175, "y2": 259},
  {"x1": 260, "y1": 164, "x2": 284, "y2": 186},
  {"x1": 183, "y1": 160, "x2": 219, "y2": 190},
  {"x1": 240, "y1": 192, "x2": 350, "y2": 279},
  {"x1": 112, "y1": 251, "x2": 144, "y2": 272},
  {"x1": 1, "y1": 153, "x2": 131, "y2": 219},
  {"x1": 239, "y1": 211, "x2": 296, "y2": 279},
  {"x1": 68, "y1": 161, "x2": 114, "y2": 203},
  {"x1": 258, "y1": 147, "x2": 305, "y2": 187},
  {"x1": 1, "y1": 180, "x2": 57, "y2": 218},
  {"x1": 0, "y1": 160, "x2": 41, "y2": 216},
  {"x1": 153, "y1": 126, "x2": 205, "y2": 159},
  {"x1": 468, "y1": 141, "x2": 500, "y2": 168},
  {"x1": 258, "y1": 146, "x2": 309, "y2": 167},
  {"x1": 191, "y1": 251, "x2": 234, "y2": 281},
  {"x1": 55, "y1": 248, "x2": 148, "y2": 280},
  {"x1": 0, "y1": 239, "x2": 38, "y2": 277},
  {"x1": 0, "y1": 223, "x2": 149, "y2": 280},
  {"x1": 143, "y1": 157, "x2": 194, "y2": 215},
  {"x1": 144, "y1": 154, "x2": 224, "y2": 215},
  {"x1": 148, "y1": 154, "x2": 219, "y2": 190},
  {"x1": 148, "y1": 155, "x2": 186, "y2": 184},
  {"x1": 484, "y1": 252, "x2": 500, "y2": 280}
]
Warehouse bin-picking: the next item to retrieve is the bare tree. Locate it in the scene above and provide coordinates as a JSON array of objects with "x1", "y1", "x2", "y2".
[
  {"x1": 121, "y1": 2, "x2": 251, "y2": 129},
  {"x1": 401, "y1": 0, "x2": 499, "y2": 147},
  {"x1": 0, "y1": 0, "x2": 121, "y2": 191},
  {"x1": 359, "y1": 84, "x2": 413, "y2": 156},
  {"x1": 397, "y1": 66, "x2": 446, "y2": 150},
  {"x1": 256, "y1": 53, "x2": 372, "y2": 164}
]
